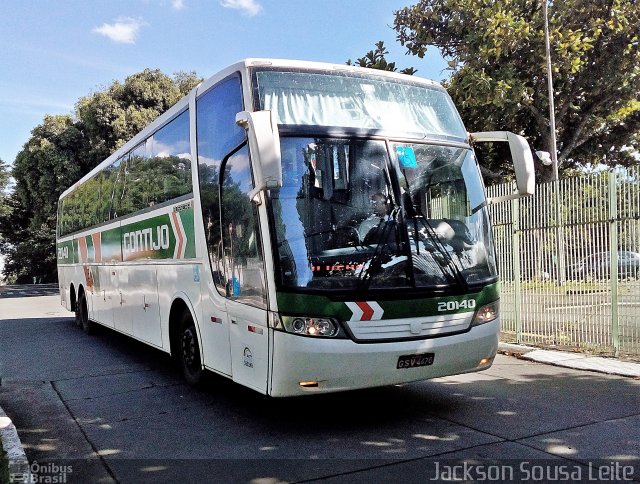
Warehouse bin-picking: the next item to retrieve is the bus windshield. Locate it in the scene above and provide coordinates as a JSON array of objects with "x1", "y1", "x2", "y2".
[
  {"x1": 268, "y1": 137, "x2": 497, "y2": 293},
  {"x1": 254, "y1": 69, "x2": 467, "y2": 141}
]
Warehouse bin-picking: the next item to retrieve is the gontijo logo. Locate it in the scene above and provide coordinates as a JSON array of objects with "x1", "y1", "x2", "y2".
[{"x1": 123, "y1": 225, "x2": 170, "y2": 257}]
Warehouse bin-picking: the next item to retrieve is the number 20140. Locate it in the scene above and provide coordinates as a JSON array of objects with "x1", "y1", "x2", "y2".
[{"x1": 437, "y1": 300, "x2": 476, "y2": 312}]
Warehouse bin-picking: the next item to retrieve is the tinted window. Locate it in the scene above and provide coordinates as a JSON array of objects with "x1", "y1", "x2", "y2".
[
  {"x1": 197, "y1": 75, "x2": 246, "y2": 293},
  {"x1": 197, "y1": 76, "x2": 245, "y2": 167},
  {"x1": 113, "y1": 155, "x2": 132, "y2": 217},
  {"x1": 80, "y1": 174, "x2": 102, "y2": 228},
  {"x1": 148, "y1": 110, "x2": 192, "y2": 203},
  {"x1": 220, "y1": 146, "x2": 266, "y2": 307},
  {"x1": 58, "y1": 110, "x2": 192, "y2": 237},
  {"x1": 121, "y1": 111, "x2": 192, "y2": 213}
]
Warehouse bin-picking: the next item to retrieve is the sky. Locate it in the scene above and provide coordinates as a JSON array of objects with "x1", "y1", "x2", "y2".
[{"x1": 0, "y1": 0, "x2": 449, "y2": 169}]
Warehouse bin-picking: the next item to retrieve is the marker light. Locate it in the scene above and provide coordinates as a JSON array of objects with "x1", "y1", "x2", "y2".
[
  {"x1": 477, "y1": 357, "x2": 495, "y2": 369},
  {"x1": 471, "y1": 300, "x2": 500, "y2": 326},
  {"x1": 280, "y1": 316, "x2": 344, "y2": 338},
  {"x1": 299, "y1": 381, "x2": 319, "y2": 388}
]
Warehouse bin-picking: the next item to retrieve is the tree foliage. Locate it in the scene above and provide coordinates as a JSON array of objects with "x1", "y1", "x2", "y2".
[
  {"x1": 76, "y1": 69, "x2": 200, "y2": 166},
  {"x1": 0, "y1": 115, "x2": 91, "y2": 282},
  {"x1": 393, "y1": 0, "x2": 640, "y2": 181},
  {"x1": 0, "y1": 158, "x2": 9, "y2": 218},
  {"x1": 347, "y1": 41, "x2": 417, "y2": 75},
  {"x1": 0, "y1": 69, "x2": 201, "y2": 283}
]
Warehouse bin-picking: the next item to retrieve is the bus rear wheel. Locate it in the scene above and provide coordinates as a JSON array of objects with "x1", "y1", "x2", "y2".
[
  {"x1": 179, "y1": 311, "x2": 203, "y2": 386},
  {"x1": 77, "y1": 291, "x2": 94, "y2": 335}
]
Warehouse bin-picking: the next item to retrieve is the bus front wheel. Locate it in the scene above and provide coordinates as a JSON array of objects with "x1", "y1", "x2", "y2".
[{"x1": 179, "y1": 311, "x2": 203, "y2": 386}]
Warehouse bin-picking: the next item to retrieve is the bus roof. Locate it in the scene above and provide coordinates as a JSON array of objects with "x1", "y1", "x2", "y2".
[{"x1": 60, "y1": 58, "x2": 443, "y2": 199}]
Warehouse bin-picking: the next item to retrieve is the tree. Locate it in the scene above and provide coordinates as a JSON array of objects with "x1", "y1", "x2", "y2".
[
  {"x1": 0, "y1": 158, "x2": 9, "y2": 219},
  {"x1": 76, "y1": 69, "x2": 200, "y2": 166},
  {"x1": 0, "y1": 159, "x2": 10, "y2": 281},
  {"x1": 0, "y1": 115, "x2": 92, "y2": 282},
  {"x1": 348, "y1": 41, "x2": 417, "y2": 75},
  {"x1": 393, "y1": 0, "x2": 640, "y2": 181},
  {"x1": 0, "y1": 69, "x2": 202, "y2": 282}
]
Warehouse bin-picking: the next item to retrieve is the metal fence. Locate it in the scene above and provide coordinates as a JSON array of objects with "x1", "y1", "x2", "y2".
[{"x1": 487, "y1": 167, "x2": 640, "y2": 358}]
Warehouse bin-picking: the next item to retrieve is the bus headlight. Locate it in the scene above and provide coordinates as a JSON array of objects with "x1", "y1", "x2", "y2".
[
  {"x1": 471, "y1": 300, "x2": 499, "y2": 326},
  {"x1": 279, "y1": 315, "x2": 345, "y2": 338}
]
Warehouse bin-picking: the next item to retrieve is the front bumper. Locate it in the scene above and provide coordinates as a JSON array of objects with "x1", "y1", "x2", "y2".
[{"x1": 269, "y1": 318, "x2": 499, "y2": 397}]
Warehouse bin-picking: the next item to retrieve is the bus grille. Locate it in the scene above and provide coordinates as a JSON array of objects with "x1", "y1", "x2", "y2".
[{"x1": 345, "y1": 313, "x2": 474, "y2": 341}]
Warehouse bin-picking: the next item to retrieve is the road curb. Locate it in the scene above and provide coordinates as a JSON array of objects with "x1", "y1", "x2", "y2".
[
  {"x1": 498, "y1": 343, "x2": 640, "y2": 378},
  {"x1": 498, "y1": 342, "x2": 537, "y2": 355},
  {"x1": 0, "y1": 406, "x2": 30, "y2": 483}
]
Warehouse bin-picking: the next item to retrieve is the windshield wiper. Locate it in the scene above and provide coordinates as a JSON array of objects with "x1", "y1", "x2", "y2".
[
  {"x1": 356, "y1": 207, "x2": 403, "y2": 292},
  {"x1": 400, "y1": 188, "x2": 469, "y2": 292},
  {"x1": 412, "y1": 213, "x2": 469, "y2": 292}
]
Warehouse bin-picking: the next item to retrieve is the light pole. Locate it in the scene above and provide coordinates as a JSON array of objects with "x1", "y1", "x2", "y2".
[
  {"x1": 542, "y1": 0, "x2": 565, "y2": 284},
  {"x1": 542, "y1": 0, "x2": 559, "y2": 182}
]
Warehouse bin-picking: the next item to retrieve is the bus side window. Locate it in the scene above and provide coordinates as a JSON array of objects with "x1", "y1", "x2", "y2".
[
  {"x1": 220, "y1": 146, "x2": 267, "y2": 308},
  {"x1": 196, "y1": 75, "x2": 245, "y2": 296},
  {"x1": 149, "y1": 110, "x2": 192, "y2": 205},
  {"x1": 114, "y1": 154, "x2": 133, "y2": 217}
]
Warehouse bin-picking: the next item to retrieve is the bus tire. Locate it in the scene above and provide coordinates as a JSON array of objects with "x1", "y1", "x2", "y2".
[
  {"x1": 77, "y1": 291, "x2": 94, "y2": 335},
  {"x1": 179, "y1": 310, "x2": 203, "y2": 386},
  {"x1": 74, "y1": 294, "x2": 82, "y2": 328}
]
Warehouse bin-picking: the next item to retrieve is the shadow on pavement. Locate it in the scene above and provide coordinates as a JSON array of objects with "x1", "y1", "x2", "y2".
[
  {"x1": 0, "y1": 284, "x2": 59, "y2": 298},
  {"x1": 1, "y1": 313, "x2": 638, "y2": 483}
]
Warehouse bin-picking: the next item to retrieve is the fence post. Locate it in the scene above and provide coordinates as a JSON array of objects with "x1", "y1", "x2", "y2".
[
  {"x1": 512, "y1": 196, "x2": 522, "y2": 343},
  {"x1": 609, "y1": 170, "x2": 619, "y2": 356}
]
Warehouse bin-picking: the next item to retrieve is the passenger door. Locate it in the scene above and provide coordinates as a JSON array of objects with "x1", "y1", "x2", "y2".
[
  {"x1": 195, "y1": 74, "x2": 248, "y2": 377},
  {"x1": 220, "y1": 146, "x2": 270, "y2": 393}
]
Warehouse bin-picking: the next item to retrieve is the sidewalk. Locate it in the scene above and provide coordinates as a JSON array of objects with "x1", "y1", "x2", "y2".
[
  {"x1": 499, "y1": 343, "x2": 640, "y2": 378},
  {"x1": 0, "y1": 406, "x2": 29, "y2": 482}
]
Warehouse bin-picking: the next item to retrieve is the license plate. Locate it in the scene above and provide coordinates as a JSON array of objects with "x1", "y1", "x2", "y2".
[{"x1": 397, "y1": 352, "x2": 435, "y2": 369}]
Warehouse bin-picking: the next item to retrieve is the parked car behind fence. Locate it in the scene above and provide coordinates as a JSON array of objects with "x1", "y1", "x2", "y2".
[{"x1": 569, "y1": 250, "x2": 640, "y2": 280}]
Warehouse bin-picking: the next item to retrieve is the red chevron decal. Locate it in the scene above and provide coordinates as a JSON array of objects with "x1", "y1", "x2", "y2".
[
  {"x1": 356, "y1": 301, "x2": 374, "y2": 321},
  {"x1": 77, "y1": 237, "x2": 94, "y2": 291},
  {"x1": 78, "y1": 237, "x2": 88, "y2": 263},
  {"x1": 91, "y1": 232, "x2": 101, "y2": 263},
  {"x1": 171, "y1": 212, "x2": 185, "y2": 259}
]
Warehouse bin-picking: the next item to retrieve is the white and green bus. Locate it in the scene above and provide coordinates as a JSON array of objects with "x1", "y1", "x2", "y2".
[{"x1": 57, "y1": 59, "x2": 534, "y2": 396}]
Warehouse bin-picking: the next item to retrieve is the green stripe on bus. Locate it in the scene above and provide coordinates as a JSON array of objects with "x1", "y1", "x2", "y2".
[
  {"x1": 276, "y1": 282, "x2": 500, "y2": 320},
  {"x1": 56, "y1": 240, "x2": 76, "y2": 264},
  {"x1": 120, "y1": 207, "x2": 195, "y2": 261},
  {"x1": 102, "y1": 226, "x2": 122, "y2": 262},
  {"x1": 179, "y1": 208, "x2": 196, "y2": 258},
  {"x1": 59, "y1": 206, "x2": 196, "y2": 264}
]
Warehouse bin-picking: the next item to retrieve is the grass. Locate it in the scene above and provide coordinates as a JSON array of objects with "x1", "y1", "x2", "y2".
[
  {"x1": 517, "y1": 280, "x2": 602, "y2": 292},
  {"x1": 512, "y1": 280, "x2": 635, "y2": 294}
]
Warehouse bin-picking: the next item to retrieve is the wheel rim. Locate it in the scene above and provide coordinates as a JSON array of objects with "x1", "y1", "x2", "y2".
[{"x1": 182, "y1": 327, "x2": 198, "y2": 372}]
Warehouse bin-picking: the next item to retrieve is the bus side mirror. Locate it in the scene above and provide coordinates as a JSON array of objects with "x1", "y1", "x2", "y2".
[
  {"x1": 469, "y1": 131, "x2": 535, "y2": 202},
  {"x1": 236, "y1": 111, "x2": 282, "y2": 196}
]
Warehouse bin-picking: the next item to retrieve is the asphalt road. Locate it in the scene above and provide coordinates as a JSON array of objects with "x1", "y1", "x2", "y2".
[{"x1": 0, "y1": 286, "x2": 639, "y2": 483}]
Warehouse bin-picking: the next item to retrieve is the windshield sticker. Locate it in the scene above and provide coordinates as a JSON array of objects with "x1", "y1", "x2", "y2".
[
  {"x1": 396, "y1": 146, "x2": 417, "y2": 168},
  {"x1": 311, "y1": 263, "x2": 364, "y2": 272}
]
